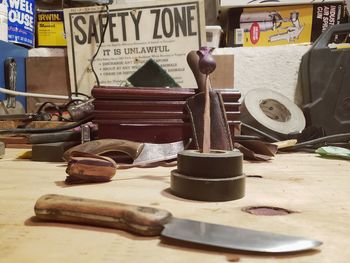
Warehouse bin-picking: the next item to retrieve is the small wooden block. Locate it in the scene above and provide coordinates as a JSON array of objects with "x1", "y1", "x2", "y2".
[
  {"x1": 211, "y1": 54, "x2": 234, "y2": 89},
  {"x1": 32, "y1": 141, "x2": 80, "y2": 162}
]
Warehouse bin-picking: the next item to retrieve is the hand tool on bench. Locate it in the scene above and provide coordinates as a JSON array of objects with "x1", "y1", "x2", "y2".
[
  {"x1": 63, "y1": 139, "x2": 189, "y2": 166},
  {"x1": 186, "y1": 50, "x2": 233, "y2": 151},
  {"x1": 34, "y1": 194, "x2": 322, "y2": 253}
]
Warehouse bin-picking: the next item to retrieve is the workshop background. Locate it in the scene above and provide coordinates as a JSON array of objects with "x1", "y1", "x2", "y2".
[
  {"x1": 0, "y1": 0, "x2": 349, "y2": 162},
  {"x1": 1, "y1": 1, "x2": 350, "y2": 262},
  {"x1": 0, "y1": 0, "x2": 349, "y2": 121}
]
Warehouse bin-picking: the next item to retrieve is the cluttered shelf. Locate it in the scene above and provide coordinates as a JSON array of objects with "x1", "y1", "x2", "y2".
[{"x1": 0, "y1": 148, "x2": 350, "y2": 262}]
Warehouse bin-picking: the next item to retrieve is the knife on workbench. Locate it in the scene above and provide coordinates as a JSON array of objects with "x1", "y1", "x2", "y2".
[
  {"x1": 62, "y1": 139, "x2": 188, "y2": 166},
  {"x1": 34, "y1": 194, "x2": 322, "y2": 253}
]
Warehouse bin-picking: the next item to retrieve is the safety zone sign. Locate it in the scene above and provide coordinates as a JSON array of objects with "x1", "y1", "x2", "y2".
[{"x1": 64, "y1": 0, "x2": 206, "y2": 95}]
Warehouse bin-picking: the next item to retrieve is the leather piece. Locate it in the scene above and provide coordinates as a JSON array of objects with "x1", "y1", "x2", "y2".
[{"x1": 186, "y1": 90, "x2": 233, "y2": 151}]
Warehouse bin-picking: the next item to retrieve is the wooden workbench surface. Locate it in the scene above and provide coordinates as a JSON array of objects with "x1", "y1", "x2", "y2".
[{"x1": 0, "y1": 148, "x2": 349, "y2": 262}]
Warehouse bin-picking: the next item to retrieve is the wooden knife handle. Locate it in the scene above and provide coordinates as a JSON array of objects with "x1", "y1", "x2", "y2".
[
  {"x1": 34, "y1": 194, "x2": 172, "y2": 236},
  {"x1": 63, "y1": 139, "x2": 144, "y2": 161}
]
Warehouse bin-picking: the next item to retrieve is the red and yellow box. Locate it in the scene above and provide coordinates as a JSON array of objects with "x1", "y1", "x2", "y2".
[
  {"x1": 36, "y1": 10, "x2": 66, "y2": 47},
  {"x1": 226, "y1": 3, "x2": 348, "y2": 47}
]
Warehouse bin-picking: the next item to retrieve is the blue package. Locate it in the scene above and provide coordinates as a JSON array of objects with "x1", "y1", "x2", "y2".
[
  {"x1": 7, "y1": 0, "x2": 35, "y2": 48},
  {"x1": 0, "y1": 40, "x2": 28, "y2": 108}
]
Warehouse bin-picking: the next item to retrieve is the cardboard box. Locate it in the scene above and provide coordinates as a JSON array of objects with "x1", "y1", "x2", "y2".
[
  {"x1": 26, "y1": 57, "x2": 70, "y2": 113},
  {"x1": 211, "y1": 54, "x2": 234, "y2": 89},
  {"x1": 226, "y1": 3, "x2": 349, "y2": 47},
  {"x1": 36, "y1": 10, "x2": 67, "y2": 47}
]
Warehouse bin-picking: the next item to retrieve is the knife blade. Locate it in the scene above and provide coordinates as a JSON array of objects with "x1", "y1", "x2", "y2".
[
  {"x1": 34, "y1": 194, "x2": 322, "y2": 253},
  {"x1": 62, "y1": 139, "x2": 188, "y2": 165}
]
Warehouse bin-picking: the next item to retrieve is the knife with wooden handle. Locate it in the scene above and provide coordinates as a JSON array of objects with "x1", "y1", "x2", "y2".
[
  {"x1": 63, "y1": 139, "x2": 187, "y2": 165},
  {"x1": 63, "y1": 139, "x2": 143, "y2": 161},
  {"x1": 34, "y1": 194, "x2": 322, "y2": 253}
]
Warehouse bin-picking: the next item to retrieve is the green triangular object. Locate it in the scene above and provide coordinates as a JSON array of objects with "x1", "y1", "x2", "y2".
[{"x1": 127, "y1": 59, "x2": 180, "y2": 88}]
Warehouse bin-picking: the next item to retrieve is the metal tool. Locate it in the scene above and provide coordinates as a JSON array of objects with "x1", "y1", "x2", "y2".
[
  {"x1": 62, "y1": 139, "x2": 188, "y2": 165},
  {"x1": 0, "y1": 57, "x2": 25, "y2": 115},
  {"x1": 5, "y1": 57, "x2": 17, "y2": 108},
  {"x1": 34, "y1": 194, "x2": 322, "y2": 253}
]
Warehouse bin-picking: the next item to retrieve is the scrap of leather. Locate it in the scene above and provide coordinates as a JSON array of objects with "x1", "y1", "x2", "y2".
[
  {"x1": 65, "y1": 151, "x2": 117, "y2": 184},
  {"x1": 234, "y1": 140, "x2": 278, "y2": 161},
  {"x1": 186, "y1": 90, "x2": 233, "y2": 151}
]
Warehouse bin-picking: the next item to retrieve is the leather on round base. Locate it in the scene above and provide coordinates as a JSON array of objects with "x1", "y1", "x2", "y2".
[
  {"x1": 177, "y1": 150, "x2": 243, "y2": 178},
  {"x1": 170, "y1": 169, "x2": 245, "y2": 202}
]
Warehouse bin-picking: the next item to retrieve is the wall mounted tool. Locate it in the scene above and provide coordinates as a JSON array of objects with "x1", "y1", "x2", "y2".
[{"x1": 1, "y1": 58, "x2": 25, "y2": 115}]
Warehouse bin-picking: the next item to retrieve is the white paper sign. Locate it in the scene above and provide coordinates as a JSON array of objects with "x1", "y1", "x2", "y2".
[{"x1": 64, "y1": 0, "x2": 206, "y2": 95}]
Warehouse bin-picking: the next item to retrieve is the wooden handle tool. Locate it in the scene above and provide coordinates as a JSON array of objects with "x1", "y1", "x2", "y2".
[
  {"x1": 34, "y1": 194, "x2": 322, "y2": 253},
  {"x1": 34, "y1": 194, "x2": 172, "y2": 236}
]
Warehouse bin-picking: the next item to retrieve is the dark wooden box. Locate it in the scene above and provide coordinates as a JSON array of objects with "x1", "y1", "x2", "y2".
[{"x1": 92, "y1": 86, "x2": 241, "y2": 143}]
